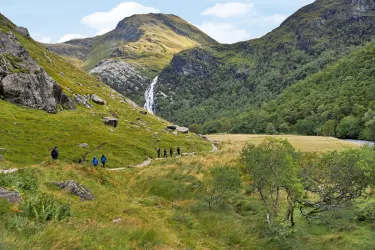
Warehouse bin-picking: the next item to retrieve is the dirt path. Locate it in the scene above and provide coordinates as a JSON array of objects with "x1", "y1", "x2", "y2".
[
  {"x1": 108, "y1": 143, "x2": 219, "y2": 171},
  {"x1": 108, "y1": 158, "x2": 152, "y2": 171}
]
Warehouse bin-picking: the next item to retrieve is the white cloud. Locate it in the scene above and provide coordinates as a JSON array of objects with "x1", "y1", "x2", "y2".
[
  {"x1": 32, "y1": 33, "x2": 53, "y2": 44},
  {"x1": 81, "y1": 2, "x2": 160, "y2": 35},
  {"x1": 57, "y1": 34, "x2": 86, "y2": 43},
  {"x1": 261, "y1": 14, "x2": 288, "y2": 25},
  {"x1": 197, "y1": 22, "x2": 252, "y2": 44},
  {"x1": 201, "y1": 2, "x2": 255, "y2": 18}
]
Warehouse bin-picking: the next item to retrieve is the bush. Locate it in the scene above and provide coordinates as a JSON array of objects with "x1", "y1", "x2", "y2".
[
  {"x1": 5, "y1": 215, "x2": 43, "y2": 237},
  {"x1": 0, "y1": 169, "x2": 39, "y2": 193},
  {"x1": 23, "y1": 193, "x2": 71, "y2": 221},
  {"x1": 203, "y1": 166, "x2": 241, "y2": 210},
  {"x1": 172, "y1": 213, "x2": 194, "y2": 229}
]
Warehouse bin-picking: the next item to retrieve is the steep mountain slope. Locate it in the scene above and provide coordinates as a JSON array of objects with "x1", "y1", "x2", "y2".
[
  {"x1": 230, "y1": 40, "x2": 375, "y2": 140},
  {"x1": 0, "y1": 14, "x2": 210, "y2": 168},
  {"x1": 47, "y1": 14, "x2": 217, "y2": 104},
  {"x1": 156, "y1": 0, "x2": 375, "y2": 127}
]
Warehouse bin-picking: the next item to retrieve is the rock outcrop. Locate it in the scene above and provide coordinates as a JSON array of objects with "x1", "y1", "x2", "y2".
[
  {"x1": 91, "y1": 94, "x2": 106, "y2": 105},
  {"x1": 90, "y1": 60, "x2": 149, "y2": 102},
  {"x1": 15, "y1": 27, "x2": 30, "y2": 38},
  {"x1": 0, "y1": 31, "x2": 75, "y2": 113},
  {"x1": 51, "y1": 180, "x2": 94, "y2": 201},
  {"x1": 73, "y1": 93, "x2": 93, "y2": 109},
  {"x1": 0, "y1": 188, "x2": 22, "y2": 203},
  {"x1": 103, "y1": 117, "x2": 118, "y2": 128}
]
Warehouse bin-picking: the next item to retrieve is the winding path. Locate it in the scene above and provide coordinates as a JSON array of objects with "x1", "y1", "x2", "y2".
[{"x1": 108, "y1": 143, "x2": 218, "y2": 171}]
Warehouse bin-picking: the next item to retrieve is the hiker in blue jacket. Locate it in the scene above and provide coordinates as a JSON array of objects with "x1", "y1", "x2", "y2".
[
  {"x1": 101, "y1": 155, "x2": 107, "y2": 168},
  {"x1": 92, "y1": 156, "x2": 99, "y2": 167}
]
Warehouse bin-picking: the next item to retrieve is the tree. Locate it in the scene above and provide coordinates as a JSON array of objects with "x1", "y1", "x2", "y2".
[
  {"x1": 364, "y1": 118, "x2": 375, "y2": 143},
  {"x1": 265, "y1": 123, "x2": 277, "y2": 134},
  {"x1": 241, "y1": 138, "x2": 303, "y2": 226},
  {"x1": 299, "y1": 148, "x2": 375, "y2": 218},
  {"x1": 336, "y1": 116, "x2": 361, "y2": 139},
  {"x1": 322, "y1": 119, "x2": 336, "y2": 137}
]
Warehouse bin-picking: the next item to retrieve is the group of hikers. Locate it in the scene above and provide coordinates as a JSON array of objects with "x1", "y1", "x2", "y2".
[
  {"x1": 50, "y1": 146, "x2": 182, "y2": 167},
  {"x1": 51, "y1": 146, "x2": 107, "y2": 167},
  {"x1": 157, "y1": 147, "x2": 181, "y2": 158}
]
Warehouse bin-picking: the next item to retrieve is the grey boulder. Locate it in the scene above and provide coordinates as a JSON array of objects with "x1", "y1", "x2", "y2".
[
  {"x1": 0, "y1": 188, "x2": 22, "y2": 203},
  {"x1": 91, "y1": 94, "x2": 106, "y2": 105},
  {"x1": 51, "y1": 180, "x2": 94, "y2": 201}
]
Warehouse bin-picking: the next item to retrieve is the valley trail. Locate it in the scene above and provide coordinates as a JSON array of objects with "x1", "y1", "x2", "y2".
[{"x1": 108, "y1": 143, "x2": 219, "y2": 171}]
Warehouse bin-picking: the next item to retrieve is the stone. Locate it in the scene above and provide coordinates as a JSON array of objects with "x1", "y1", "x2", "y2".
[
  {"x1": 172, "y1": 131, "x2": 178, "y2": 136},
  {"x1": 166, "y1": 125, "x2": 177, "y2": 130},
  {"x1": 0, "y1": 148, "x2": 6, "y2": 152},
  {"x1": 140, "y1": 111, "x2": 148, "y2": 115},
  {"x1": 112, "y1": 218, "x2": 122, "y2": 224},
  {"x1": 199, "y1": 134, "x2": 210, "y2": 142},
  {"x1": 0, "y1": 155, "x2": 3, "y2": 160},
  {"x1": 176, "y1": 127, "x2": 189, "y2": 134},
  {"x1": 73, "y1": 94, "x2": 93, "y2": 109},
  {"x1": 51, "y1": 180, "x2": 94, "y2": 201},
  {"x1": 44, "y1": 52, "x2": 53, "y2": 63},
  {"x1": 109, "y1": 129, "x2": 115, "y2": 133},
  {"x1": 0, "y1": 32, "x2": 75, "y2": 113},
  {"x1": 59, "y1": 72, "x2": 65, "y2": 77},
  {"x1": 0, "y1": 169, "x2": 18, "y2": 174},
  {"x1": 91, "y1": 94, "x2": 106, "y2": 105},
  {"x1": 0, "y1": 188, "x2": 22, "y2": 203},
  {"x1": 79, "y1": 143, "x2": 89, "y2": 148},
  {"x1": 103, "y1": 117, "x2": 118, "y2": 128},
  {"x1": 15, "y1": 27, "x2": 30, "y2": 38}
]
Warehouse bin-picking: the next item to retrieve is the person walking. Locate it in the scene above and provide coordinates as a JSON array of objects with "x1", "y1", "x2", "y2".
[
  {"x1": 163, "y1": 149, "x2": 167, "y2": 158},
  {"x1": 170, "y1": 148, "x2": 173, "y2": 157},
  {"x1": 101, "y1": 155, "x2": 107, "y2": 168},
  {"x1": 92, "y1": 156, "x2": 99, "y2": 167},
  {"x1": 157, "y1": 148, "x2": 161, "y2": 158},
  {"x1": 51, "y1": 146, "x2": 59, "y2": 160},
  {"x1": 177, "y1": 147, "x2": 181, "y2": 156}
]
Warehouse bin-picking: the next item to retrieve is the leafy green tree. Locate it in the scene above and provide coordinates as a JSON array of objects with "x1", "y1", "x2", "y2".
[
  {"x1": 364, "y1": 118, "x2": 375, "y2": 142},
  {"x1": 241, "y1": 138, "x2": 303, "y2": 226},
  {"x1": 265, "y1": 123, "x2": 277, "y2": 134},
  {"x1": 299, "y1": 148, "x2": 375, "y2": 218},
  {"x1": 322, "y1": 119, "x2": 336, "y2": 137},
  {"x1": 336, "y1": 116, "x2": 361, "y2": 139}
]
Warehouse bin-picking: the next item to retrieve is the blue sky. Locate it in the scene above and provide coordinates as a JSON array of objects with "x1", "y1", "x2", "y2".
[{"x1": 1, "y1": 0, "x2": 314, "y2": 44}]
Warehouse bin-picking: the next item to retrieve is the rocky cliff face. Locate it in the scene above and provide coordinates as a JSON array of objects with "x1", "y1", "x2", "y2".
[
  {"x1": 0, "y1": 30, "x2": 75, "y2": 113},
  {"x1": 89, "y1": 59, "x2": 150, "y2": 103}
]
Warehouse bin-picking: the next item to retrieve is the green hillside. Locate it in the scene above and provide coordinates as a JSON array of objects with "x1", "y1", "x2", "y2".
[
  {"x1": 0, "y1": 14, "x2": 211, "y2": 169},
  {"x1": 230, "y1": 40, "x2": 375, "y2": 140},
  {"x1": 46, "y1": 14, "x2": 217, "y2": 104},
  {"x1": 156, "y1": 0, "x2": 375, "y2": 129}
]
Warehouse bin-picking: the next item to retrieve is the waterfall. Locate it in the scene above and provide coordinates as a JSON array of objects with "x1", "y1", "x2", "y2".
[{"x1": 144, "y1": 76, "x2": 158, "y2": 114}]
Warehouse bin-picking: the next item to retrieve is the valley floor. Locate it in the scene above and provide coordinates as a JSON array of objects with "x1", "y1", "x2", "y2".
[{"x1": 1, "y1": 135, "x2": 374, "y2": 250}]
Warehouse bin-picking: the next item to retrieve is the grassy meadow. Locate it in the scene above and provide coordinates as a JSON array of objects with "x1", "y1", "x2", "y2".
[{"x1": 1, "y1": 134, "x2": 375, "y2": 249}]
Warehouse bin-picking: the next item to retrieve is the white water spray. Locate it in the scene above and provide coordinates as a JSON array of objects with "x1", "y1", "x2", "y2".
[{"x1": 144, "y1": 76, "x2": 158, "y2": 114}]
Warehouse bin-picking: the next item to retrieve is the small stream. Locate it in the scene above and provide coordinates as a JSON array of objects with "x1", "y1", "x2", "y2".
[
  {"x1": 342, "y1": 139, "x2": 374, "y2": 146},
  {"x1": 144, "y1": 76, "x2": 158, "y2": 114}
]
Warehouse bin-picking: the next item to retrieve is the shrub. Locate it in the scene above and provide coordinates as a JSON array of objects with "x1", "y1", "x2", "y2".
[
  {"x1": 203, "y1": 166, "x2": 241, "y2": 210},
  {"x1": 0, "y1": 169, "x2": 39, "y2": 193},
  {"x1": 22, "y1": 193, "x2": 71, "y2": 221}
]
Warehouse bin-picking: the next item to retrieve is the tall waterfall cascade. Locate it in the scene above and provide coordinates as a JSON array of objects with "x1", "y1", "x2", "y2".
[{"x1": 144, "y1": 76, "x2": 158, "y2": 114}]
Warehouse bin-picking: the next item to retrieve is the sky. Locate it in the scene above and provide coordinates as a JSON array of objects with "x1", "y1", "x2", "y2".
[{"x1": 0, "y1": 0, "x2": 315, "y2": 44}]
